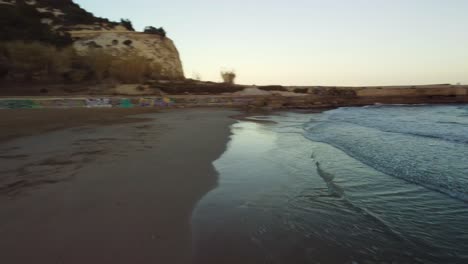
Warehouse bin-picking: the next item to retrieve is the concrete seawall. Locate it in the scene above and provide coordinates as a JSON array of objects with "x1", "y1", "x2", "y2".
[{"x1": 1, "y1": 86, "x2": 467, "y2": 110}]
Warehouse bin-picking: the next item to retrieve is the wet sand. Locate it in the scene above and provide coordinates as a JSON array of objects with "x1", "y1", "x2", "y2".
[
  {"x1": 0, "y1": 108, "x2": 236, "y2": 264},
  {"x1": 0, "y1": 108, "x2": 164, "y2": 143}
]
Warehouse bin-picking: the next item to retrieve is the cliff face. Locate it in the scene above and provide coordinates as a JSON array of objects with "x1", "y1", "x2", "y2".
[
  {"x1": 0, "y1": 0, "x2": 185, "y2": 79},
  {"x1": 71, "y1": 32, "x2": 184, "y2": 79}
]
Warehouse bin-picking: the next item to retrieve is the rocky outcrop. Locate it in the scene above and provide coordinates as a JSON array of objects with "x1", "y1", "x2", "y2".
[
  {"x1": 72, "y1": 31, "x2": 184, "y2": 79},
  {"x1": 1, "y1": 0, "x2": 185, "y2": 79}
]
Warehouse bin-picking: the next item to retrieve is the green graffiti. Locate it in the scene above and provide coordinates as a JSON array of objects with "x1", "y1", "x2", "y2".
[
  {"x1": 0, "y1": 100, "x2": 41, "y2": 109},
  {"x1": 120, "y1": 98, "x2": 134, "y2": 108}
]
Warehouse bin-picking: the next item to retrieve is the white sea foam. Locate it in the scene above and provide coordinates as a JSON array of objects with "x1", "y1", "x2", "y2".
[{"x1": 304, "y1": 104, "x2": 468, "y2": 202}]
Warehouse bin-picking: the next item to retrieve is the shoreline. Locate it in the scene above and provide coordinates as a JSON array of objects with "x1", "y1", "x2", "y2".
[
  {"x1": 1, "y1": 106, "x2": 467, "y2": 263},
  {"x1": 0, "y1": 108, "x2": 236, "y2": 264},
  {"x1": 192, "y1": 107, "x2": 468, "y2": 263}
]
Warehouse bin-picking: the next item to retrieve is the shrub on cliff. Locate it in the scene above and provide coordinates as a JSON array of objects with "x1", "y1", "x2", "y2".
[
  {"x1": 0, "y1": 3, "x2": 72, "y2": 47},
  {"x1": 293, "y1": 88, "x2": 309, "y2": 93},
  {"x1": 58, "y1": 1, "x2": 117, "y2": 26},
  {"x1": 74, "y1": 50, "x2": 163, "y2": 83},
  {"x1": 156, "y1": 83, "x2": 244, "y2": 94},
  {"x1": 120, "y1": 19, "x2": 135, "y2": 31},
  {"x1": 221, "y1": 71, "x2": 236, "y2": 85},
  {"x1": 144, "y1": 26, "x2": 167, "y2": 37},
  {"x1": 146, "y1": 63, "x2": 163, "y2": 80},
  {"x1": 75, "y1": 49, "x2": 114, "y2": 81},
  {"x1": 1, "y1": 42, "x2": 108, "y2": 83},
  {"x1": 0, "y1": 41, "x2": 168, "y2": 84},
  {"x1": 0, "y1": 41, "x2": 74, "y2": 81},
  {"x1": 109, "y1": 54, "x2": 161, "y2": 83}
]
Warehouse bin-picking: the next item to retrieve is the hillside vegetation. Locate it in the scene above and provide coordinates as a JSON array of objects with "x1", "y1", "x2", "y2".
[
  {"x1": 0, "y1": 0, "x2": 176, "y2": 86},
  {"x1": 0, "y1": 41, "x2": 163, "y2": 84},
  {"x1": 0, "y1": 2, "x2": 72, "y2": 47}
]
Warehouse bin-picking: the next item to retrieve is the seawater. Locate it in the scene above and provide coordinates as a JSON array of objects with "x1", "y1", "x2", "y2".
[{"x1": 192, "y1": 105, "x2": 468, "y2": 264}]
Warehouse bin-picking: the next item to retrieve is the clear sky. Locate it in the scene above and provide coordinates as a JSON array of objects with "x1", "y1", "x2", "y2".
[{"x1": 74, "y1": 0, "x2": 468, "y2": 86}]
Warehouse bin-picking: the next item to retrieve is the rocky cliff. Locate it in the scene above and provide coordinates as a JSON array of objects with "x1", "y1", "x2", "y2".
[
  {"x1": 71, "y1": 31, "x2": 184, "y2": 79},
  {"x1": 0, "y1": 0, "x2": 185, "y2": 79}
]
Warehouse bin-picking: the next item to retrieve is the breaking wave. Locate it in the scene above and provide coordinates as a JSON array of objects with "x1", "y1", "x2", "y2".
[{"x1": 304, "y1": 105, "x2": 468, "y2": 202}]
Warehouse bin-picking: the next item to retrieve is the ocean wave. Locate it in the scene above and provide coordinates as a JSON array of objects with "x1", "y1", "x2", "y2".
[
  {"x1": 308, "y1": 133, "x2": 468, "y2": 202},
  {"x1": 322, "y1": 105, "x2": 468, "y2": 144},
  {"x1": 313, "y1": 161, "x2": 414, "y2": 245},
  {"x1": 364, "y1": 103, "x2": 429, "y2": 108},
  {"x1": 303, "y1": 105, "x2": 468, "y2": 202},
  {"x1": 315, "y1": 161, "x2": 343, "y2": 198}
]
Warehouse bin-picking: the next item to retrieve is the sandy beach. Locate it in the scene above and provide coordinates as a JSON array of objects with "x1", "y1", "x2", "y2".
[
  {"x1": 0, "y1": 108, "x2": 166, "y2": 143},
  {"x1": 0, "y1": 108, "x2": 236, "y2": 264},
  {"x1": 2, "y1": 0, "x2": 468, "y2": 262},
  {"x1": 1, "y1": 106, "x2": 468, "y2": 263}
]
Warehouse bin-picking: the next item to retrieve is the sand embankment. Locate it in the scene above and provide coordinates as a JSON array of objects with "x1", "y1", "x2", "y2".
[{"x1": 0, "y1": 108, "x2": 236, "y2": 264}]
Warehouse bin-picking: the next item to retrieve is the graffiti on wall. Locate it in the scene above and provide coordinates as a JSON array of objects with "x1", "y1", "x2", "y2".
[
  {"x1": 157, "y1": 97, "x2": 175, "y2": 107},
  {"x1": 37, "y1": 99, "x2": 86, "y2": 108},
  {"x1": 61, "y1": 100, "x2": 86, "y2": 108},
  {"x1": 138, "y1": 98, "x2": 153, "y2": 107},
  {"x1": 138, "y1": 97, "x2": 175, "y2": 108},
  {"x1": 85, "y1": 98, "x2": 112, "y2": 108},
  {"x1": 0, "y1": 100, "x2": 41, "y2": 109},
  {"x1": 0, "y1": 96, "x2": 254, "y2": 109},
  {"x1": 119, "y1": 98, "x2": 134, "y2": 108},
  {"x1": 0, "y1": 97, "x2": 176, "y2": 110}
]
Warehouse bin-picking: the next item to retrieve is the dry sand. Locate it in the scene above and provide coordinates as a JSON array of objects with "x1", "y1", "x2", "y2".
[{"x1": 0, "y1": 108, "x2": 237, "y2": 264}]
